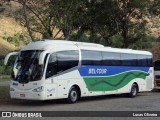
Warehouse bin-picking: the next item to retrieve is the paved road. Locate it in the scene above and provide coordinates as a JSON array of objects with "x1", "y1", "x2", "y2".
[
  {"x1": 0, "y1": 81, "x2": 10, "y2": 86},
  {"x1": 1, "y1": 91, "x2": 160, "y2": 120},
  {"x1": 1, "y1": 91, "x2": 160, "y2": 111}
]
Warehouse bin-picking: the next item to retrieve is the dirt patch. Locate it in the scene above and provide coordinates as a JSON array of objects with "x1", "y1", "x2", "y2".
[
  {"x1": 0, "y1": 86, "x2": 11, "y2": 104},
  {"x1": 0, "y1": 93, "x2": 11, "y2": 104}
]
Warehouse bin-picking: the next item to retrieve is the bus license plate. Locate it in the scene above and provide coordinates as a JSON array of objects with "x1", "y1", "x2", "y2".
[{"x1": 20, "y1": 94, "x2": 25, "y2": 97}]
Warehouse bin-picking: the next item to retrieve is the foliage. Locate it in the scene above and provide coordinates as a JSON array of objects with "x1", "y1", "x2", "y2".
[
  {"x1": 2, "y1": 33, "x2": 30, "y2": 47},
  {"x1": 0, "y1": 56, "x2": 15, "y2": 75},
  {"x1": 149, "y1": 0, "x2": 160, "y2": 16},
  {"x1": 78, "y1": 0, "x2": 151, "y2": 48},
  {"x1": 0, "y1": 86, "x2": 10, "y2": 94},
  {"x1": 3, "y1": 0, "x2": 159, "y2": 50}
]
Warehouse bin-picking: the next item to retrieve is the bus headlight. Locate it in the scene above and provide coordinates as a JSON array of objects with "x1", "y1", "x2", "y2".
[{"x1": 33, "y1": 86, "x2": 44, "y2": 92}]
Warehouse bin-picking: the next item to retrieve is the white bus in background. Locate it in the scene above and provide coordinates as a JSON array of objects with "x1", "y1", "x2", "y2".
[
  {"x1": 154, "y1": 60, "x2": 160, "y2": 90},
  {"x1": 4, "y1": 40, "x2": 154, "y2": 103}
]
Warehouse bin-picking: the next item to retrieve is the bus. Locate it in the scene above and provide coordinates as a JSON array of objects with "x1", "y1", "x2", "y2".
[
  {"x1": 154, "y1": 60, "x2": 160, "y2": 90},
  {"x1": 4, "y1": 40, "x2": 154, "y2": 103}
]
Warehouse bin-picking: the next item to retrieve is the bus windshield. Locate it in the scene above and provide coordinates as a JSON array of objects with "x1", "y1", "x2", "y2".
[
  {"x1": 11, "y1": 50, "x2": 44, "y2": 83},
  {"x1": 154, "y1": 60, "x2": 160, "y2": 70}
]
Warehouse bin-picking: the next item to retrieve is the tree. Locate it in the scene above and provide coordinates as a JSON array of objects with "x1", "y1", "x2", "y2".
[
  {"x1": 149, "y1": 0, "x2": 160, "y2": 16},
  {"x1": 114, "y1": 0, "x2": 151, "y2": 48},
  {"x1": 0, "y1": 1, "x2": 5, "y2": 13},
  {"x1": 11, "y1": 0, "x2": 86, "y2": 40},
  {"x1": 69, "y1": 0, "x2": 151, "y2": 48},
  {"x1": 12, "y1": 0, "x2": 56, "y2": 40},
  {"x1": 22, "y1": 0, "x2": 34, "y2": 41},
  {"x1": 85, "y1": 0, "x2": 151, "y2": 48},
  {"x1": 49, "y1": 0, "x2": 87, "y2": 39},
  {"x1": 9, "y1": 0, "x2": 155, "y2": 50}
]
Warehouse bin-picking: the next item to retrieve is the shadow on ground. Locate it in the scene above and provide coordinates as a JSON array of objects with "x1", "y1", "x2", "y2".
[{"x1": 3, "y1": 91, "x2": 155, "y2": 107}]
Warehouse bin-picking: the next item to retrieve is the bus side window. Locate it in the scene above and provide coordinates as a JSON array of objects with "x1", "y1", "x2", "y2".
[
  {"x1": 81, "y1": 50, "x2": 102, "y2": 65},
  {"x1": 56, "y1": 50, "x2": 79, "y2": 73},
  {"x1": 137, "y1": 55, "x2": 147, "y2": 67},
  {"x1": 121, "y1": 53, "x2": 137, "y2": 66},
  {"x1": 146, "y1": 55, "x2": 153, "y2": 67},
  {"x1": 102, "y1": 52, "x2": 121, "y2": 66}
]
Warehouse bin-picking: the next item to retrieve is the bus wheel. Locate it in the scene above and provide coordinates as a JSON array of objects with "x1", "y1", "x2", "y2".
[
  {"x1": 129, "y1": 83, "x2": 138, "y2": 98},
  {"x1": 67, "y1": 87, "x2": 79, "y2": 103}
]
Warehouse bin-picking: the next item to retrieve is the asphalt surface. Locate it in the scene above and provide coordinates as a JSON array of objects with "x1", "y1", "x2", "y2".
[
  {"x1": 0, "y1": 81, "x2": 10, "y2": 86},
  {"x1": 1, "y1": 91, "x2": 160, "y2": 111},
  {"x1": 0, "y1": 81, "x2": 160, "y2": 119}
]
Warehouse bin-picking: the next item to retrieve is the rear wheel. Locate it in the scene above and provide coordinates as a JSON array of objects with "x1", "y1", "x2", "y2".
[
  {"x1": 128, "y1": 83, "x2": 138, "y2": 97},
  {"x1": 67, "y1": 87, "x2": 79, "y2": 103}
]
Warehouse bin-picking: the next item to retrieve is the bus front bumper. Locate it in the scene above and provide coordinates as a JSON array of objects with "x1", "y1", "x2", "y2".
[{"x1": 10, "y1": 91, "x2": 45, "y2": 100}]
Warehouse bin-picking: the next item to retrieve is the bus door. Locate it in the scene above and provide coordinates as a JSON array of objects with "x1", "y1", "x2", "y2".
[{"x1": 45, "y1": 54, "x2": 58, "y2": 98}]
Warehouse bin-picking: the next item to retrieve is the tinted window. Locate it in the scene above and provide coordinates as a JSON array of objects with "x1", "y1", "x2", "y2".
[
  {"x1": 81, "y1": 50, "x2": 102, "y2": 65},
  {"x1": 46, "y1": 54, "x2": 57, "y2": 78},
  {"x1": 57, "y1": 50, "x2": 79, "y2": 72},
  {"x1": 12, "y1": 50, "x2": 44, "y2": 82},
  {"x1": 121, "y1": 54, "x2": 137, "y2": 66},
  {"x1": 102, "y1": 52, "x2": 121, "y2": 66},
  {"x1": 46, "y1": 50, "x2": 79, "y2": 78},
  {"x1": 146, "y1": 55, "x2": 153, "y2": 67},
  {"x1": 137, "y1": 55, "x2": 148, "y2": 66}
]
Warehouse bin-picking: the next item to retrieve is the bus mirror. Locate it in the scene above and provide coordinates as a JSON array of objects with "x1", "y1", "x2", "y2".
[
  {"x1": 4, "y1": 52, "x2": 18, "y2": 66},
  {"x1": 39, "y1": 51, "x2": 49, "y2": 65}
]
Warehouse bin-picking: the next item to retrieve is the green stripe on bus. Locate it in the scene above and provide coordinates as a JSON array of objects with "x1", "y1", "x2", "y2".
[{"x1": 83, "y1": 71, "x2": 148, "y2": 91}]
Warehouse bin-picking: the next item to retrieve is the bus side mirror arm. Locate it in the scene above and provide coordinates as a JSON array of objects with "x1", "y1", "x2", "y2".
[
  {"x1": 4, "y1": 52, "x2": 18, "y2": 66},
  {"x1": 39, "y1": 51, "x2": 49, "y2": 65}
]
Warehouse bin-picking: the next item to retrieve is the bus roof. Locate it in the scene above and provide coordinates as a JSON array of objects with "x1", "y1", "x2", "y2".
[
  {"x1": 79, "y1": 46, "x2": 152, "y2": 55},
  {"x1": 21, "y1": 40, "x2": 152, "y2": 55}
]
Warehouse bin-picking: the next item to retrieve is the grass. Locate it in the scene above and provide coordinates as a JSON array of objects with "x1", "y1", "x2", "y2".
[
  {"x1": 0, "y1": 78, "x2": 10, "y2": 82},
  {"x1": 0, "y1": 86, "x2": 10, "y2": 103},
  {"x1": 0, "y1": 16, "x2": 24, "y2": 37},
  {"x1": 0, "y1": 86, "x2": 9, "y2": 94},
  {"x1": 0, "y1": 75, "x2": 10, "y2": 82},
  {"x1": 0, "y1": 38, "x2": 15, "y2": 50},
  {"x1": 0, "y1": 38, "x2": 15, "y2": 56}
]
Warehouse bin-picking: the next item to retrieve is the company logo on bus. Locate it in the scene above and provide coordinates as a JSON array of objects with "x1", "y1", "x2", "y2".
[
  {"x1": 78, "y1": 66, "x2": 150, "y2": 77},
  {"x1": 88, "y1": 68, "x2": 107, "y2": 75}
]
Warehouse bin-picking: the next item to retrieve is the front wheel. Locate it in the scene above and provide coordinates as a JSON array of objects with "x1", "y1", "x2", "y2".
[
  {"x1": 67, "y1": 87, "x2": 79, "y2": 103},
  {"x1": 128, "y1": 83, "x2": 138, "y2": 98}
]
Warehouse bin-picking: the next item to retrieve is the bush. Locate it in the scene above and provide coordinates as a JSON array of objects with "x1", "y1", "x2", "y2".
[
  {"x1": 0, "y1": 56, "x2": 13, "y2": 75},
  {"x1": 2, "y1": 33, "x2": 30, "y2": 47}
]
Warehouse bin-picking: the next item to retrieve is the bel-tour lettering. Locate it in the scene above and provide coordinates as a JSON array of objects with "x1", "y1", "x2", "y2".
[{"x1": 88, "y1": 68, "x2": 107, "y2": 75}]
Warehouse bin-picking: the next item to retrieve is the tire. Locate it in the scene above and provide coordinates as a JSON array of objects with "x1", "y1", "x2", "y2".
[
  {"x1": 67, "y1": 87, "x2": 79, "y2": 103},
  {"x1": 129, "y1": 83, "x2": 138, "y2": 98}
]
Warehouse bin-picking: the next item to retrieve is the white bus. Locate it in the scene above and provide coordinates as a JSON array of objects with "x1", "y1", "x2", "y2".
[
  {"x1": 154, "y1": 60, "x2": 160, "y2": 90},
  {"x1": 4, "y1": 40, "x2": 154, "y2": 103}
]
